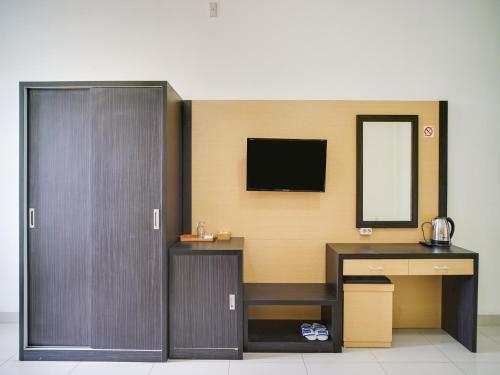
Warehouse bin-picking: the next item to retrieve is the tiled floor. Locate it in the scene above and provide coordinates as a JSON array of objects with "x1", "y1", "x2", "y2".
[{"x1": 1, "y1": 324, "x2": 500, "y2": 375}]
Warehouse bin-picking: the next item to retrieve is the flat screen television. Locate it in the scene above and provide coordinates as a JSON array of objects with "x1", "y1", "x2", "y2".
[{"x1": 246, "y1": 138, "x2": 327, "y2": 192}]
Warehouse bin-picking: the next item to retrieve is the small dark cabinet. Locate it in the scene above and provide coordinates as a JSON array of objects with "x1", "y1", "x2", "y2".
[{"x1": 169, "y1": 239, "x2": 243, "y2": 359}]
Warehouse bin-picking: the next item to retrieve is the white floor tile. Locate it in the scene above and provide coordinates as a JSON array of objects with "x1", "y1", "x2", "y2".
[
  {"x1": 229, "y1": 362, "x2": 307, "y2": 375},
  {"x1": 2, "y1": 323, "x2": 500, "y2": 374},
  {"x1": 456, "y1": 362, "x2": 500, "y2": 375},
  {"x1": 479, "y1": 326, "x2": 500, "y2": 345},
  {"x1": 370, "y1": 330, "x2": 449, "y2": 363},
  {"x1": 0, "y1": 359, "x2": 78, "y2": 375},
  {"x1": 303, "y1": 348, "x2": 377, "y2": 363},
  {"x1": 241, "y1": 352, "x2": 303, "y2": 362},
  {"x1": 382, "y1": 362, "x2": 463, "y2": 375},
  {"x1": 71, "y1": 362, "x2": 153, "y2": 375},
  {"x1": 420, "y1": 329, "x2": 500, "y2": 362},
  {"x1": 306, "y1": 363, "x2": 385, "y2": 375},
  {"x1": 0, "y1": 324, "x2": 18, "y2": 364},
  {"x1": 151, "y1": 360, "x2": 229, "y2": 375}
]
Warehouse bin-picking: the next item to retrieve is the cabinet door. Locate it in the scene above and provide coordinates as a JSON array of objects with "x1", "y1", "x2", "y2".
[
  {"x1": 90, "y1": 87, "x2": 162, "y2": 350},
  {"x1": 27, "y1": 88, "x2": 92, "y2": 346},
  {"x1": 170, "y1": 254, "x2": 241, "y2": 358}
]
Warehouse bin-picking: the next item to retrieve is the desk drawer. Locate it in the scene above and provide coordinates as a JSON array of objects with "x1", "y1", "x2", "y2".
[
  {"x1": 409, "y1": 259, "x2": 474, "y2": 275},
  {"x1": 343, "y1": 260, "x2": 408, "y2": 276}
]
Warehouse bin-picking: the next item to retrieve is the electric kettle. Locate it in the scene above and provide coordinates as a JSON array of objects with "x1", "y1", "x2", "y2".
[{"x1": 421, "y1": 217, "x2": 455, "y2": 247}]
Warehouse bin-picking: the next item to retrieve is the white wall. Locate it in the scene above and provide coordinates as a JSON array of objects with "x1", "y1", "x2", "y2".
[{"x1": 1, "y1": 0, "x2": 499, "y2": 314}]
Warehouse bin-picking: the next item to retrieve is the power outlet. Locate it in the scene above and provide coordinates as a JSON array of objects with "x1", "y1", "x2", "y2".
[
  {"x1": 359, "y1": 228, "x2": 373, "y2": 236},
  {"x1": 209, "y1": 2, "x2": 218, "y2": 17}
]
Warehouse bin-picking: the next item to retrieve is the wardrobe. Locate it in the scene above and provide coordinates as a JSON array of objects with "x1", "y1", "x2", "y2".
[{"x1": 19, "y1": 82, "x2": 183, "y2": 361}]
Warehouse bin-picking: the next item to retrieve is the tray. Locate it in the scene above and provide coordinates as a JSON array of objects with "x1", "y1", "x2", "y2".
[{"x1": 180, "y1": 234, "x2": 216, "y2": 242}]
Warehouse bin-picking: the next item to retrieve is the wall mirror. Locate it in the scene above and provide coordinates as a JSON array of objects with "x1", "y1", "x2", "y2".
[{"x1": 356, "y1": 115, "x2": 418, "y2": 228}]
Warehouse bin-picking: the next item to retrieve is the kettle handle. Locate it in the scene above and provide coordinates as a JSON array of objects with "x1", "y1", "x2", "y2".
[
  {"x1": 421, "y1": 221, "x2": 432, "y2": 243},
  {"x1": 447, "y1": 217, "x2": 455, "y2": 239}
]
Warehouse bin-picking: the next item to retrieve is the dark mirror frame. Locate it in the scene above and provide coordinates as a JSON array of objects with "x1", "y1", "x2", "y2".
[{"x1": 356, "y1": 114, "x2": 419, "y2": 228}]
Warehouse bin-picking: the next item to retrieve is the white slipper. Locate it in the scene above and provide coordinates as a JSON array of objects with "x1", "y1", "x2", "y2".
[
  {"x1": 301, "y1": 323, "x2": 316, "y2": 341},
  {"x1": 312, "y1": 323, "x2": 329, "y2": 341}
]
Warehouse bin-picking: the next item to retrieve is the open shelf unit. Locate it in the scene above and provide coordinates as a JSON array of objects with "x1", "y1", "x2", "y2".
[{"x1": 243, "y1": 283, "x2": 340, "y2": 353}]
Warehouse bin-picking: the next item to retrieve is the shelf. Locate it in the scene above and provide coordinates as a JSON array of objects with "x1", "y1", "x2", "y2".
[
  {"x1": 246, "y1": 320, "x2": 333, "y2": 353},
  {"x1": 244, "y1": 283, "x2": 336, "y2": 305}
]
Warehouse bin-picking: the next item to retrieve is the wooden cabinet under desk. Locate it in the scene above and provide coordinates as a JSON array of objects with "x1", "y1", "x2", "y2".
[{"x1": 326, "y1": 243, "x2": 479, "y2": 352}]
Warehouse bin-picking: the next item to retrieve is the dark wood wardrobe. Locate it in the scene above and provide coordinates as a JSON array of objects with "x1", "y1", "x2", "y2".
[{"x1": 19, "y1": 82, "x2": 183, "y2": 362}]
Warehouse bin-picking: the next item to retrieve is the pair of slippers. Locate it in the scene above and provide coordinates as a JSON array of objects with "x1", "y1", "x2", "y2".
[{"x1": 301, "y1": 323, "x2": 329, "y2": 341}]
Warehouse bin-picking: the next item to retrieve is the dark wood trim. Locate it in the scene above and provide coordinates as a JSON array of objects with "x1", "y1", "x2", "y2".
[
  {"x1": 170, "y1": 249, "x2": 243, "y2": 257},
  {"x1": 22, "y1": 349, "x2": 162, "y2": 362},
  {"x1": 160, "y1": 82, "x2": 169, "y2": 361},
  {"x1": 327, "y1": 243, "x2": 476, "y2": 258},
  {"x1": 243, "y1": 283, "x2": 336, "y2": 305},
  {"x1": 182, "y1": 100, "x2": 192, "y2": 234},
  {"x1": 439, "y1": 101, "x2": 448, "y2": 217},
  {"x1": 244, "y1": 319, "x2": 335, "y2": 353},
  {"x1": 237, "y1": 247, "x2": 244, "y2": 359},
  {"x1": 19, "y1": 81, "x2": 169, "y2": 88},
  {"x1": 441, "y1": 254, "x2": 479, "y2": 352},
  {"x1": 19, "y1": 83, "x2": 26, "y2": 360},
  {"x1": 356, "y1": 115, "x2": 419, "y2": 228},
  {"x1": 168, "y1": 348, "x2": 240, "y2": 360}
]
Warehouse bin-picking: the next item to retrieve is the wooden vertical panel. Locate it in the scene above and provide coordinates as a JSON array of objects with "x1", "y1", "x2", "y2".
[
  {"x1": 170, "y1": 254, "x2": 240, "y2": 355},
  {"x1": 442, "y1": 255, "x2": 479, "y2": 352},
  {"x1": 91, "y1": 87, "x2": 162, "y2": 350},
  {"x1": 439, "y1": 101, "x2": 448, "y2": 217},
  {"x1": 27, "y1": 88, "x2": 91, "y2": 346},
  {"x1": 162, "y1": 83, "x2": 183, "y2": 359},
  {"x1": 181, "y1": 100, "x2": 192, "y2": 234},
  {"x1": 390, "y1": 276, "x2": 442, "y2": 328},
  {"x1": 165, "y1": 84, "x2": 183, "y2": 248}
]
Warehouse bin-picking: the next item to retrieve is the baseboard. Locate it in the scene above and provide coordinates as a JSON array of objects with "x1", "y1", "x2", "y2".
[
  {"x1": 478, "y1": 315, "x2": 500, "y2": 326},
  {"x1": 0, "y1": 312, "x2": 18, "y2": 323}
]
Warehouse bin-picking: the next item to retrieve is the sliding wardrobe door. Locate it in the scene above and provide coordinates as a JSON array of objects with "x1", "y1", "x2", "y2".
[
  {"x1": 27, "y1": 88, "x2": 91, "y2": 346},
  {"x1": 91, "y1": 87, "x2": 163, "y2": 350}
]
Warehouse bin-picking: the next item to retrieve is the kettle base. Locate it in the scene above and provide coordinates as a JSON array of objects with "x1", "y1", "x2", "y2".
[{"x1": 419, "y1": 240, "x2": 451, "y2": 248}]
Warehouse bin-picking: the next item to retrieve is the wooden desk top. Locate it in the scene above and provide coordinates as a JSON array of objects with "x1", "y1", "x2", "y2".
[
  {"x1": 170, "y1": 237, "x2": 244, "y2": 253},
  {"x1": 326, "y1": 243, "x2": 477, "y2": 259}
]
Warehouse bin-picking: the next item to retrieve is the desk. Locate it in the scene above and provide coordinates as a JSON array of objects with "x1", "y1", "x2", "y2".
[{"x1": 326, "y1": 243, "x2": 479, "y2": 352}]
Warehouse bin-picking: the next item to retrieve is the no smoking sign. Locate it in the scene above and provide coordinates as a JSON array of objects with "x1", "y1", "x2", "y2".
[{"x1": 423, "y1": 125, "x2": 434, "y2": 138}]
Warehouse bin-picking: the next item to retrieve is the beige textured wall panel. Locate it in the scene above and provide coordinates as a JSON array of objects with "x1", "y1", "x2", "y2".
[{"x1": 192, "y1": 100, "x2": 440, "y2": 318}]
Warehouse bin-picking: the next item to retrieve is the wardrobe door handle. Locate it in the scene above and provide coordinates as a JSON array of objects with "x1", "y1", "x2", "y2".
[
  {"x1": 153, "y1": 209, "x2": 160, "y2": 230},
  {"x1": 29, "y1": 208, "x2": 35, "y2": 229},
  {"x1": 229, "y1": 294, "x2": 236, "y2": 310}
]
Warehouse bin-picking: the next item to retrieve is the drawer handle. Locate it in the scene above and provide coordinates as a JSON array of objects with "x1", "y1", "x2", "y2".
[
  {"x1": 29, "y1": 208, "x2": 35, "y2": 228},
  {"x1": 368, "y1": 265, "x2": 384, "y2": 271},
  {"x1": 433, "y1": 265, "x2": 449, "y2": 270},
  {"x1": 153, "y1": 209, "x2": 160, "y2": 230}
]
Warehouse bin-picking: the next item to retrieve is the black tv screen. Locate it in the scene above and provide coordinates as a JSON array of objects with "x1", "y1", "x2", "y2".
[{"x1": 246, "y1": 138, "x2": 327, "y2": 192}]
